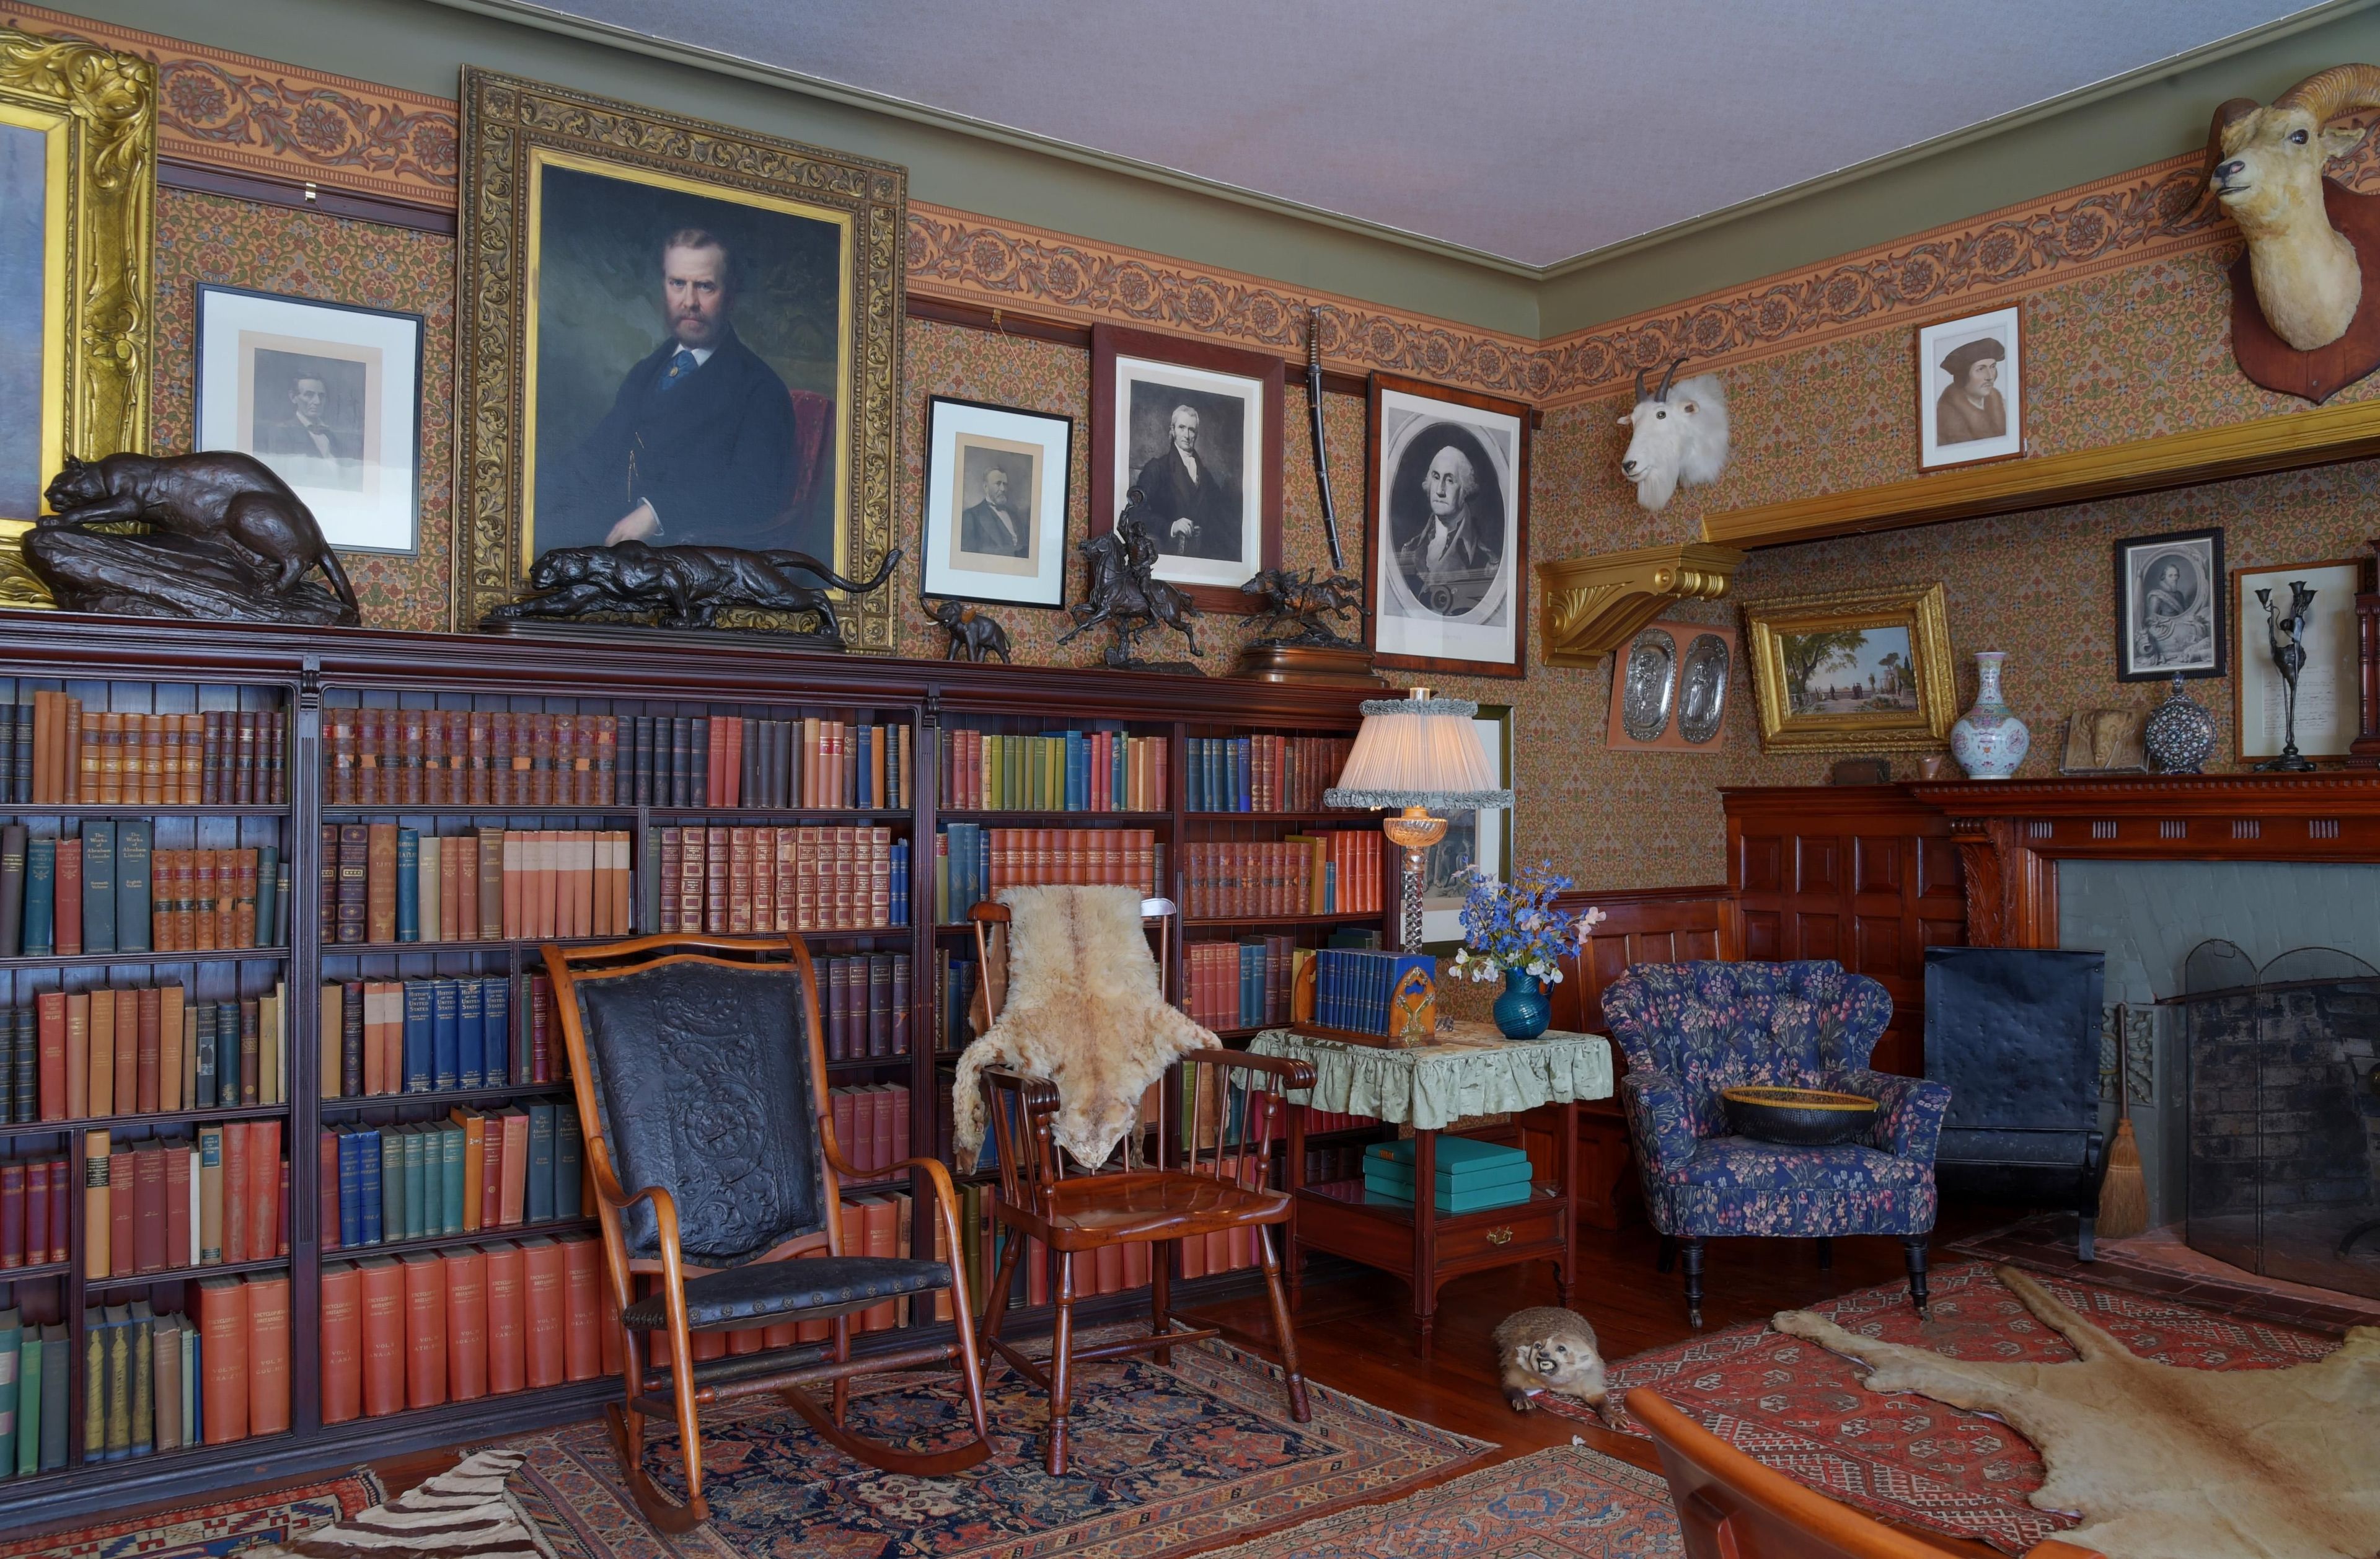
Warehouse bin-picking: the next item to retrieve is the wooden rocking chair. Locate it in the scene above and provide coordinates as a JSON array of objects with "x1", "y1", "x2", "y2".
[
  {"x1": 967, "y1": 894, "x2": 1316, "y2": 1475},
  {"x1": 547, "y1": 932, "x2": 992, "y2": 1532}
]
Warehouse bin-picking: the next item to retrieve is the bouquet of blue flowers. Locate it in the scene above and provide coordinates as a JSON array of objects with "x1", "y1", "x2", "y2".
[{"x1": 1448, "y1": 862, "x2": 1604, "y2": 984}]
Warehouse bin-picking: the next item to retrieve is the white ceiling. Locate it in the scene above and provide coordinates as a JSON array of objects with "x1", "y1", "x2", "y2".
[{"x1": 521, "y1": 1, "x2": 2321, "y2": 267}]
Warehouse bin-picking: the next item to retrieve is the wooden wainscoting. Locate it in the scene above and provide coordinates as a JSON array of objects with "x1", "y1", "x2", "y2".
[{"x1": 1721, "y1": 787, "x2": 1967, "y2": 1077}]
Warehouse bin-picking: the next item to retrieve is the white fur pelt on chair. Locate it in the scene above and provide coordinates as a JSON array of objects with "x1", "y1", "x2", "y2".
[{"x1": 950, "y1": 885, "x2": 1214, "y2": 1171}]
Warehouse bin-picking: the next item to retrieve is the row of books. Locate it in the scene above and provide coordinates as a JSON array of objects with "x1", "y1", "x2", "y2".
[
  {"x1": 816, "y1": 953, "x2": 914, "y2": 1061},
  {"x1": 0, "y1": 827, "x2": 284, "y2": 959},
  {"x1": 74, "y1": 1291, "x2": 284, "y2": 1460},
  {"x1": 641, "y1": 1195, "x2": 939, "y2": 1359},
  {"x1": 187, "y1": 1274, "x2": 295, "y2": 1444},
  {"x1": 319, "y1": 974, "x2": 541, "y2": 1098},
  {"x1": 320, "y1": 1237, "x2": 620, "y2": 1423},
  {"x1": 830, "y1": 1085, "x2": 909, "y2": 1176},
  {"x1": 656, "y1": 824, "x2": 908, "y2": 934},
  {"x1": 930, "y1": 824, "x2": 1163, "y2": 923},
  {"x1": 938, "y1": 728, "x2": 1169, "y2": 813},
  {"x1": 0, "y1": 1311, "x2": 67, "y2": 1473},
  {"x1": 325, "y1": 826, "x2": 634, "y2": 946},
  {"x1": 1184, "y1": 735, "x2": 1352, "y2": 814},
  {"x1": 82, "y1": 1121, "x2": 286, "y2": 1279},
  {"x1": 9, "y1": 696, "x2": 288, "y2": 808},
  {"x1": 322, "y1": 1101, "x2": 581, "y2": 1250},
  {"x1": 323, "y1": 709, "x2": 911, "y2": 813},
  {"x1": 7, "y1": 984, "x2": 293, "y2": 1124},
  {"x1": 0, "y1": 1159, "x2": 65, "y2": 1268},
  {"x1": 930, "y1": 952, "x2": 979, "y2": 1054},
  {"x1": 1312, "y1": 948, "x2": 1439, "y2": 1037},
  {"x1": 1180, "y1": 834, "x2": 1380, "y2": 921},
  {"x1": 1183, "y1": 935, "x2": 1298, "y2": 1031}
]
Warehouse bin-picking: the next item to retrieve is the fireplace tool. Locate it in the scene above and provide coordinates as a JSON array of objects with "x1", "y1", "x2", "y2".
[{"x1": 2252, "y1": 580, "x2": 2319, "y2": 772}]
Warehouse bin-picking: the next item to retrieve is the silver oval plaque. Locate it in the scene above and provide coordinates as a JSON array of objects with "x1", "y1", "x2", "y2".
[
  {"x1": 1620, "y1": 627, "x2": 1677, "y2": 743},
  {"x1": 1678, "y1": 632, "x2": 1730, "y2": 744}
]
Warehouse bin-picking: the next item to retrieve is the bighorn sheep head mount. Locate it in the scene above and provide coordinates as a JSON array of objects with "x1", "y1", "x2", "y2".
[
  {"x1": 1618, "y1": 360, "x2": 1730, "y2": 513},
  {"x1": 2209, "y1": 65, "x2": 2380, "y2": 355}
]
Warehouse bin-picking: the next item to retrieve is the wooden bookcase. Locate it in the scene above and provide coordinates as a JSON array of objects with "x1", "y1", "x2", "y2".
[{"x1": 0, "y1": 613, "x2": 1388, "y2": 1529}]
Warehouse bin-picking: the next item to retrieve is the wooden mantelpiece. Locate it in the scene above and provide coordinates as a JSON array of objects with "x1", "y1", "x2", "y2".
[{"x1": 1908, "y1": 774, "x2": 2380, "y2": 948}]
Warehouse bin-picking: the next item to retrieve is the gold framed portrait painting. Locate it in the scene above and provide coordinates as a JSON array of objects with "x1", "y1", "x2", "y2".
[
  {"x1": 1743, "y1": 583, "x2": 1955, "y2": 753},
  {"x1": 454, "y1": 69, "x2": 906, "y2": 646},
  {"x1": 0, "y1": 24, "x2": 154, "y2": 598}
]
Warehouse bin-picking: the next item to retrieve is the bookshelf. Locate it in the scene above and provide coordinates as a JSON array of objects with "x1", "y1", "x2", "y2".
[{"x1": 0, "y1": 612, "x2": 1386, "y2": 1528}]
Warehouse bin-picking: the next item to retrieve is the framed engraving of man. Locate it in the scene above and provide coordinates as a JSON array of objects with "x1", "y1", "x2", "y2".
[
  {"x1": 1090, "y1": 324, "x2": 1280, "y2": 612},
  {"x1": 1916, "y1": 304, "x2": 2023, "y2": 470},
  {"x1": 1367, "y1": 373, "x2": 1529, "y2": 677},
  {"x1": 920, "y1": 395, "x2": 1073, "y2": 609},
  {"x1": 2114, "y1": 527, "x2": 2224, "y2": 681}
]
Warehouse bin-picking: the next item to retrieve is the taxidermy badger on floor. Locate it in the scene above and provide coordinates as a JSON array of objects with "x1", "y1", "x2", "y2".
[{"x1": 1493, "y1": 1307, "x2": 1618, "y2": 1424}]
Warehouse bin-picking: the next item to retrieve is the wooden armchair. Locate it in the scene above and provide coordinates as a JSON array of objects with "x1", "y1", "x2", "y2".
[
  {"x1": 546, "y1": 933, "x2": 991, "y2": 1532},
  {"x1": 968, "y1": 896, "x2": 1316, "y2": 1475}
]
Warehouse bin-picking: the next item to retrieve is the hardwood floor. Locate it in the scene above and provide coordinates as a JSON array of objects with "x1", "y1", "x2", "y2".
[{"x1": 133, "y1": 1206, "x2": 2025, "y2": 1555}]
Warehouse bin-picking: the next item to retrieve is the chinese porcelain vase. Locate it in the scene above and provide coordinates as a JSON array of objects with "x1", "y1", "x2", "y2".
[
  {"x1": 1949, "y1": 651, "x2": 2030, "y2": 779},
  {"x1": 1494, "y1": 969, "x2": 1551, "y2": 1040}
]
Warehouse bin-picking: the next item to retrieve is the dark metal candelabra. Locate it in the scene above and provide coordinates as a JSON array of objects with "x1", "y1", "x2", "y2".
[{"x1": 2254, "y1": 580, "x2": 2319, "y2": 773}]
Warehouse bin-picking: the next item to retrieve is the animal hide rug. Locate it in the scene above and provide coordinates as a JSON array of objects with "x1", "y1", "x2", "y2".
[
  {"x1": 1773, "y1": 1266, "x2": 2380, "y2": 1559},
  {"x1": 950, "y1": 886, "x2": 1214, "y2": 1170}
]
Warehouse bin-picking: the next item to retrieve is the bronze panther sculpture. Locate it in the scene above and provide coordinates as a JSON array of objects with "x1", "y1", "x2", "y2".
[{"x1": 490, "y1": 541, "x2": 900, "y2": 638}]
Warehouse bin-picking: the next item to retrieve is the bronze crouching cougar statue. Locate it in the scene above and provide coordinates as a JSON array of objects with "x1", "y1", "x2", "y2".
[
  {"x1": 490, "y1": 542, "x2": 901, "y2": 640},
  {"x1": 30, "y1": 452, "x2": 363, "y2": 625}
]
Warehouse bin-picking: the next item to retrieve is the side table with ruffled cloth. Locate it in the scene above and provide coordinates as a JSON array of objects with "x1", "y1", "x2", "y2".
[{"x1": 1248, "y1": 1023, "x2": 1613, "y2": 1356}]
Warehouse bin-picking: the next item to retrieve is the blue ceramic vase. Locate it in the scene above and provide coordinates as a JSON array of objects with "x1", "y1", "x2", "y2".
[{"x1": 1493, "y1": 969, "x2": 1551, "y2": 1040}]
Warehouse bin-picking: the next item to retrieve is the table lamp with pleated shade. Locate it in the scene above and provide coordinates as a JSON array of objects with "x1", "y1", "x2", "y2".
[{"x1": 1324, "y1": 689, "x2": 1512, "y2": 953}]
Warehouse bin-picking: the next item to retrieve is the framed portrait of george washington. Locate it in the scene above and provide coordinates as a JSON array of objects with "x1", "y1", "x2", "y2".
[
  {"x1": 454, "y1": 69, "x2": 906, "y2": 647},
  {"x1": 1367, "y1": 373, "x2": 1530, "y2": 678}
]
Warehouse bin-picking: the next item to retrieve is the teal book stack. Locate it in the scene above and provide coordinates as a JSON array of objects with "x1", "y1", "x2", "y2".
[{"x1": 1361, "y1": 1136, "x2": 1535, "y2": 1212}]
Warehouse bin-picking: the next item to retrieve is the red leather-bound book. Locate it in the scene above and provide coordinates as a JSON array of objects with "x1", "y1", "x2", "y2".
[
  {"x1": 832, "y1": 1089, "x2": 858, "y2": 1172},
  {"x1": 559, "y1": 1234, "x2": 602, "y2": 1382},
  {"x1": 870, "y1": 1087, "x2": 896, "y2": 1177},
  {"x1": 482, "y1": 1240, "x2": 525, "y2": 1394},
  {"x1": 479, "y1": 1115, "x2": 505, "y2": 1230},
  {"x1": 320, "y1": 1261, "x2": 363, "y2": 1424},
  {"x1": 0, "y1": 1162, "x2": 20, "y2": 1267},
  {"x1": 136, "y1": 986, "x2": 161, "y2": 1114},
  {"x1": 27, "y1": 1160, "x2": 50, "y2": 1266},
  {"x1": 1124, "y1": 1239, "x2": 1150, "y2": 1291},
  {"x1": 497, "y1": 1108, "x2": 529, "y2": 1227},
  {"x1": 356, "y1": 1256, "x2": 405, "y2": 1417},
  {"x1": 443, "y1": 1247, "x2": 488, "y2": 1402},
  {"x1": 196, "y1": 1275, "x2": 250, "y2": 1443},
  {"x1": 861, "y1": 1198, "x2": 898, "y2": 1331},
  {"x1": 705, "y1": 719, "x2": 728, "y2": 806},
  {"x1": 166, "y1": 1142, "x2": 192, "y2": 1268},
  {"x1": 400, "y1": 1252, "x2": 448, "y2": 1410},
  {"x1": 723, "y1": 717, "x2": 744, "y2": 806},
  {"x1": 133, "y1": 1140, "x2": 165, "y2": 1273},
  {"x1": 519, "y1": 1237, "x2": 565, "y2": 1388},
  {"x1": 248, "y1": 1272, "x2": 292, "y2": 1434},
  {"x1": 245, "y1": 1118, "x2": 281, "y2": 1262},
  {"x1": 221, "y1": 1119, "x2": 249, "y2": 1263},
  {"x1": 54, "y1": 837, "x2": 81, "y2": 956},
  {"x1": 35, "y1": 992, "x2": 64, "y2": 1122}
]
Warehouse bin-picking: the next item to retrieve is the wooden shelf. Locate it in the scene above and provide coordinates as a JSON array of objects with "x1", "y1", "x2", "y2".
[
  {"x1": 1186, "y1": 911, "x2": 1383, "y2": 927},
  {"x1": 322, "y1": 803, "x2": 635, "y2": 817},
  {"x1": 826, "y1": 1054, "x2": 914, "y2": 1072},
  {"x1": 0, "y1": 1101, "x2": 289, "y2": 1139},
  {"x1": 319, "y1": 1082, "x2": 570, "y2": 1115},
  {"x1": 0, "y1": 803, "x2": 291, "y2": 818},
  {"x1": 0, "y1": 947, "x2": 285, "y2": 971},
  {"x1": 86, "y1": 1253, "x2": 289, "y2": 1291},
  {"x1": 1184, "y1": 810, "x2": 1365, "y2": 823},
  {"x1": 938, "y1": 810, "x2": 1169, "y2": 822},
  {"x1": 327, "y1": 1214, "x2": 597, "y2": 1261},
  {"x1": 322, "y1": 934, "x2": 626, "y2": 956},
  {"x1": 0, "y1": 1258, "x2": 72, "y2": 1282},
  {"x1": 650, "y1": 806, "x2": 909, "y2": 820}
]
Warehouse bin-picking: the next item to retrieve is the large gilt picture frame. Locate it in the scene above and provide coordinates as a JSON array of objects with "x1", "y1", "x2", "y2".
[
  {"x1": 1743, "y1": 583, "x2": 1955, "y2": 753},
  {"x1": 0, "y1": 24, "x2": 155, "y2": 605},
  {"x1": 454, "y1": 69, "x2": 906, "y2": 647}
]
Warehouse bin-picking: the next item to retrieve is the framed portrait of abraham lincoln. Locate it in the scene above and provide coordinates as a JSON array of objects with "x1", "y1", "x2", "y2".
[
  {"x1": 454, "y1": 69, "x2": 906, "y2": 648},
  {"x1": 1367, "y1": 372, "x2": 1529, "y2": 678}
]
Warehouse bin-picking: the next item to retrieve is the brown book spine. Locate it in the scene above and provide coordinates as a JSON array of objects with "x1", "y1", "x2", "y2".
[{"x1": 365, "y1": 823, "x2": 397, "y2": 944}]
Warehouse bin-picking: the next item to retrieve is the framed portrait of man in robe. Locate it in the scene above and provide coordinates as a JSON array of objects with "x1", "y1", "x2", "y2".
[
  {"x1": 1367, "y1": 373, "x2": 1530, "y2": 678},
  {"x1": 455, "y1": 69, "x2": 906, "y2": 648},
  {"x1": 2114, "y1": 528, "x2": 2224, "y2": 681},
  {"x1": 1916, "y1": 304, "x2": 2023, "y2": 470}
]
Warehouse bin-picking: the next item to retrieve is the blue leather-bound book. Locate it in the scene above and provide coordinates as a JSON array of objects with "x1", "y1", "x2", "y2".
[
  {"x1": 1064, "y1": 731, "x2": 1085, "y2": 811},
  {"x1": 115, "y1": 821, "x2": 151, "y2": 955},
  {"x1": 430, "y1": 978, "x2": 460, "y2": 1092},
  {"x1": 252, "y1": 843, "x2": 275, "y2": 948},
  {"x1": 480, "y1": 975, "x2": 509, "y2": 1084},
  {"x1": 21, "y1": 838, "x2": 53, "y2": 958},
  {"x1": 78, "y1": 821, "x2": 114, "y2": 955},
  {"x1": 553, "y1": 1106, "x2": 582, "y2": 1219},
  {"x1": 335, "y1": 1128, "x2": 363, "y2": 1248},
  {"x1": 401, "y1": 981, "x2": 433, "y2": 1094},
  {"x1": 1235, "y1": 740, "x2": 1252, "y2": 813},
  {"x1": 394, "y1": 829, "x2": 418, "y2": 942},
  {"x1": 439, "y1": 1122, "x2": 465, "y2": 1236},
  {"x1": 215, "y1": 1004, "x2": 242, "y2": 1104},
  {"x1": 525, "y1": 1101, "x2": 557, "y2": 1223},
  {"x1": 855, "y1": 725, "x2": 871, "y2": 808},
  {"x1": 399, "y1": 1126, "x2": 426, "y2": 1241},
  {"x1": 456, "y1": 976, "x2": 484, "y2": 1090},
  {"x1": 375, "y1": 1128, "x2": 402, "y2": 1246},
  {"x1": 416, "y1": 1124, "x2": 441, "y2": 1239},
  {"x1": 192, "y1": 1005, "x2": 216, "y2": 1110}
]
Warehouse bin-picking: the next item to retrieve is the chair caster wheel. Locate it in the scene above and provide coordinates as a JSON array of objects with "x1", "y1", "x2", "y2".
[{"x1": 1687, "y1": 1308, "x2": 1703, "y2": 1328}]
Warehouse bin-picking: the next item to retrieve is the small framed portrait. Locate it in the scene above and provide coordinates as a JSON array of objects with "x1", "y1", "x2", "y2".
[
  {"x1": 1744, "y1": 583, "x2": 1955, "y2": 753},
  {"x1": 1367, "y1": 373, "x2": 1530, "y2": 678},
  {"x1": 1606, "y1": 618, "x2": 1739, "y2": 751},
  {"x1": 2233, "y1": 557, "x2": 2361, "y2": 762},
  {"x1": 2115, "y1": 528, "x2": 2224, "y2": 681},
  {"x1": 195, "y1": 285, "x2": 425, "y2": 554},
  {"x1": 919, "y1": 395, "x2": 1072, "y2": 609},
  {"x1": 1916, "y1": 304, "x2": 2022, "y2": 470},
  {"x1": 1090, "y1": 324, "x2": 1281, "y2": 612},
  {"x1": 1423, "y1": 702, "x2": 1512, "y2": 952}
]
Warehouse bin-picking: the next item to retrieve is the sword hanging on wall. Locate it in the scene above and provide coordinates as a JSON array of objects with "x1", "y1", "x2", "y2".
[{"x1": 1307, "y1": 307, "x2": 1346, "y2": 571}]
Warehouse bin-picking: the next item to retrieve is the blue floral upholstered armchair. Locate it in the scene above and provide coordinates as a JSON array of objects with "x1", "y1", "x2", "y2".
[{"x1": 1601, "y1": 960, "x2": 1952, "y2": 1326}]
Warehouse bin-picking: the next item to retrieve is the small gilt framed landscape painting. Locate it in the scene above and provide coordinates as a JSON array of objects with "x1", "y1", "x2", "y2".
[
  {"x1": 1916, "y1": 305, "x2": 2021, "y2": 470},
  {"x1": 1743, "y1": 583, "x2": 1955, "y2": 753}
]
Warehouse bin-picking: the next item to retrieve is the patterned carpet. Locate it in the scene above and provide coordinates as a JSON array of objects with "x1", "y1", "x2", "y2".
[
  {"x1": 1, "y1": 1470, "x2": 384, "y2": 1559},
  {"x1": 506, "y1": 1327, "x2": 1489, "y2": 1559},
  {"x1": 1201, "y1": 1443, "x2": 1683, "y2": 1558},
  {"x1": 1540, "y1": 1260, "x2": 2338, "y2": 1554}
]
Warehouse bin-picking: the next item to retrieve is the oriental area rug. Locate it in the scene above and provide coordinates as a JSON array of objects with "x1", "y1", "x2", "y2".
[
  {"x1": 503, "y1": 1328, "x2": 1489, "y2": 1559},
  {"x1": 1540, "y1": 1260, "x2": 2338, "y2": 1554},
  {"x1": 0, "y1": 1469, "x2": 384, "y2": 1559}
]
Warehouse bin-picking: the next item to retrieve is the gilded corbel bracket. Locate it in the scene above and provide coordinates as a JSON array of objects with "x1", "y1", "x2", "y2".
[{"x1": 1535, "y1": 542, "x2": 1744, "y2": 668}]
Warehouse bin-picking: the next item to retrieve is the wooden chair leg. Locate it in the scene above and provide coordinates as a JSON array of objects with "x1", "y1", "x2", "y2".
[
  {"x1": 832, "y1": 1315, "x2": 850, "y2": 1426},
  {"x1": 1255, "y1": 1225, "x2": 1310, "y2": 1422},
  {"x1": 1045, "y1": 1248, "x2": 1078, "y2": 1476},
  {"x1": 981, "y1": 1230, "x2": 1022, "y2": 1367},
  {"x1": 1681, "y1": 1239, "x2": 1706, "y2": 1329},
  {"x1": 1904, "y1": 1237, "x2": 1930, "y2": 1315},
  {"x1": 612, "y1": 1314, "x2": 710, "y2": 1533},
  {"x1": 1150, "y1": 1239, "x2": 1174, "y2": 1367}
]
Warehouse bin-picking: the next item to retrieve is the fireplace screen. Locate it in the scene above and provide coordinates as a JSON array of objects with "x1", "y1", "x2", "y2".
[{"x1": 2178, "y1": 940, "x2": 2380, "y2": 1299}]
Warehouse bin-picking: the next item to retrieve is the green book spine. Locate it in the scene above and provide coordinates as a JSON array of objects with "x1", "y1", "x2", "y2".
[
  {"x1": 15, "y1": 1331, "x2": 38, "y2": 1477},
  {"x1": 401, "y1": 1128, "x2": 426, "y2": 1242},
  {"x1": 252, "y1": 844, "x2": 276, "y2": 950},
  {"x1": 440, "y1": 1123, "x2": 465, "y2": 1237},
  {"x1": 22, "y1": 837, "x2": 53, "y2": 956},
  {"x1": 115, "y1": 820, "x2": 151, "y2": 955},
  {"x1": 379, "y1": 1130, "x2": 405, "y2": 1247},
  {"x1": 0, "y1": 1309, "x2": 19, "y2": 1477},
  {"x1": 42, "y1": 1322, "x2": 73, "y2": 1467},
  {"x1": 418, "y1": 1124, "x2": 442, "y2": 1240},
  {"x1": 103, "y1": 1304, "x2": 131, "y2": 1460},
  {"x1": 128, "y1": 1301, "x2": 152, "y2": 1456},
  {"x1": 82, "y1": 1317, "x2": 105, "y2": 1463},
  {"x1": 180, "y1": 1323, "x2": 198, "y2": 1449},
  {"x1": 79, "y1": 821, "x2": 115, "y2": 956}
]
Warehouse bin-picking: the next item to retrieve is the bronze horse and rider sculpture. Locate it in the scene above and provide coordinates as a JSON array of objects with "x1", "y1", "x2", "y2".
[{"x1": 1057, "y1": 489, "x2": 1204, "y2": 671}]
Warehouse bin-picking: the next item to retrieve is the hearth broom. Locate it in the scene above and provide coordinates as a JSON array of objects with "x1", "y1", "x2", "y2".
[{"x1": 2099, "y1": 1022, "x2": 2148, "y2": 1240}]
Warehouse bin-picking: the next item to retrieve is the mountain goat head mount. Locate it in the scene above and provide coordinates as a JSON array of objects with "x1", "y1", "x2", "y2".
[
  {"x1": 1618, "y1": 360, "x2": 1730, "y2": 513},
  {"x1": 2209, "y1": 64, "x2": 2380, "y2": 387}
]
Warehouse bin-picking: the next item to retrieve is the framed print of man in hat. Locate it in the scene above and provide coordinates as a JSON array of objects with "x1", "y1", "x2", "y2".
[{"x1": 1917, "y1": 304, "x2": 2023, "y2": 469}]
